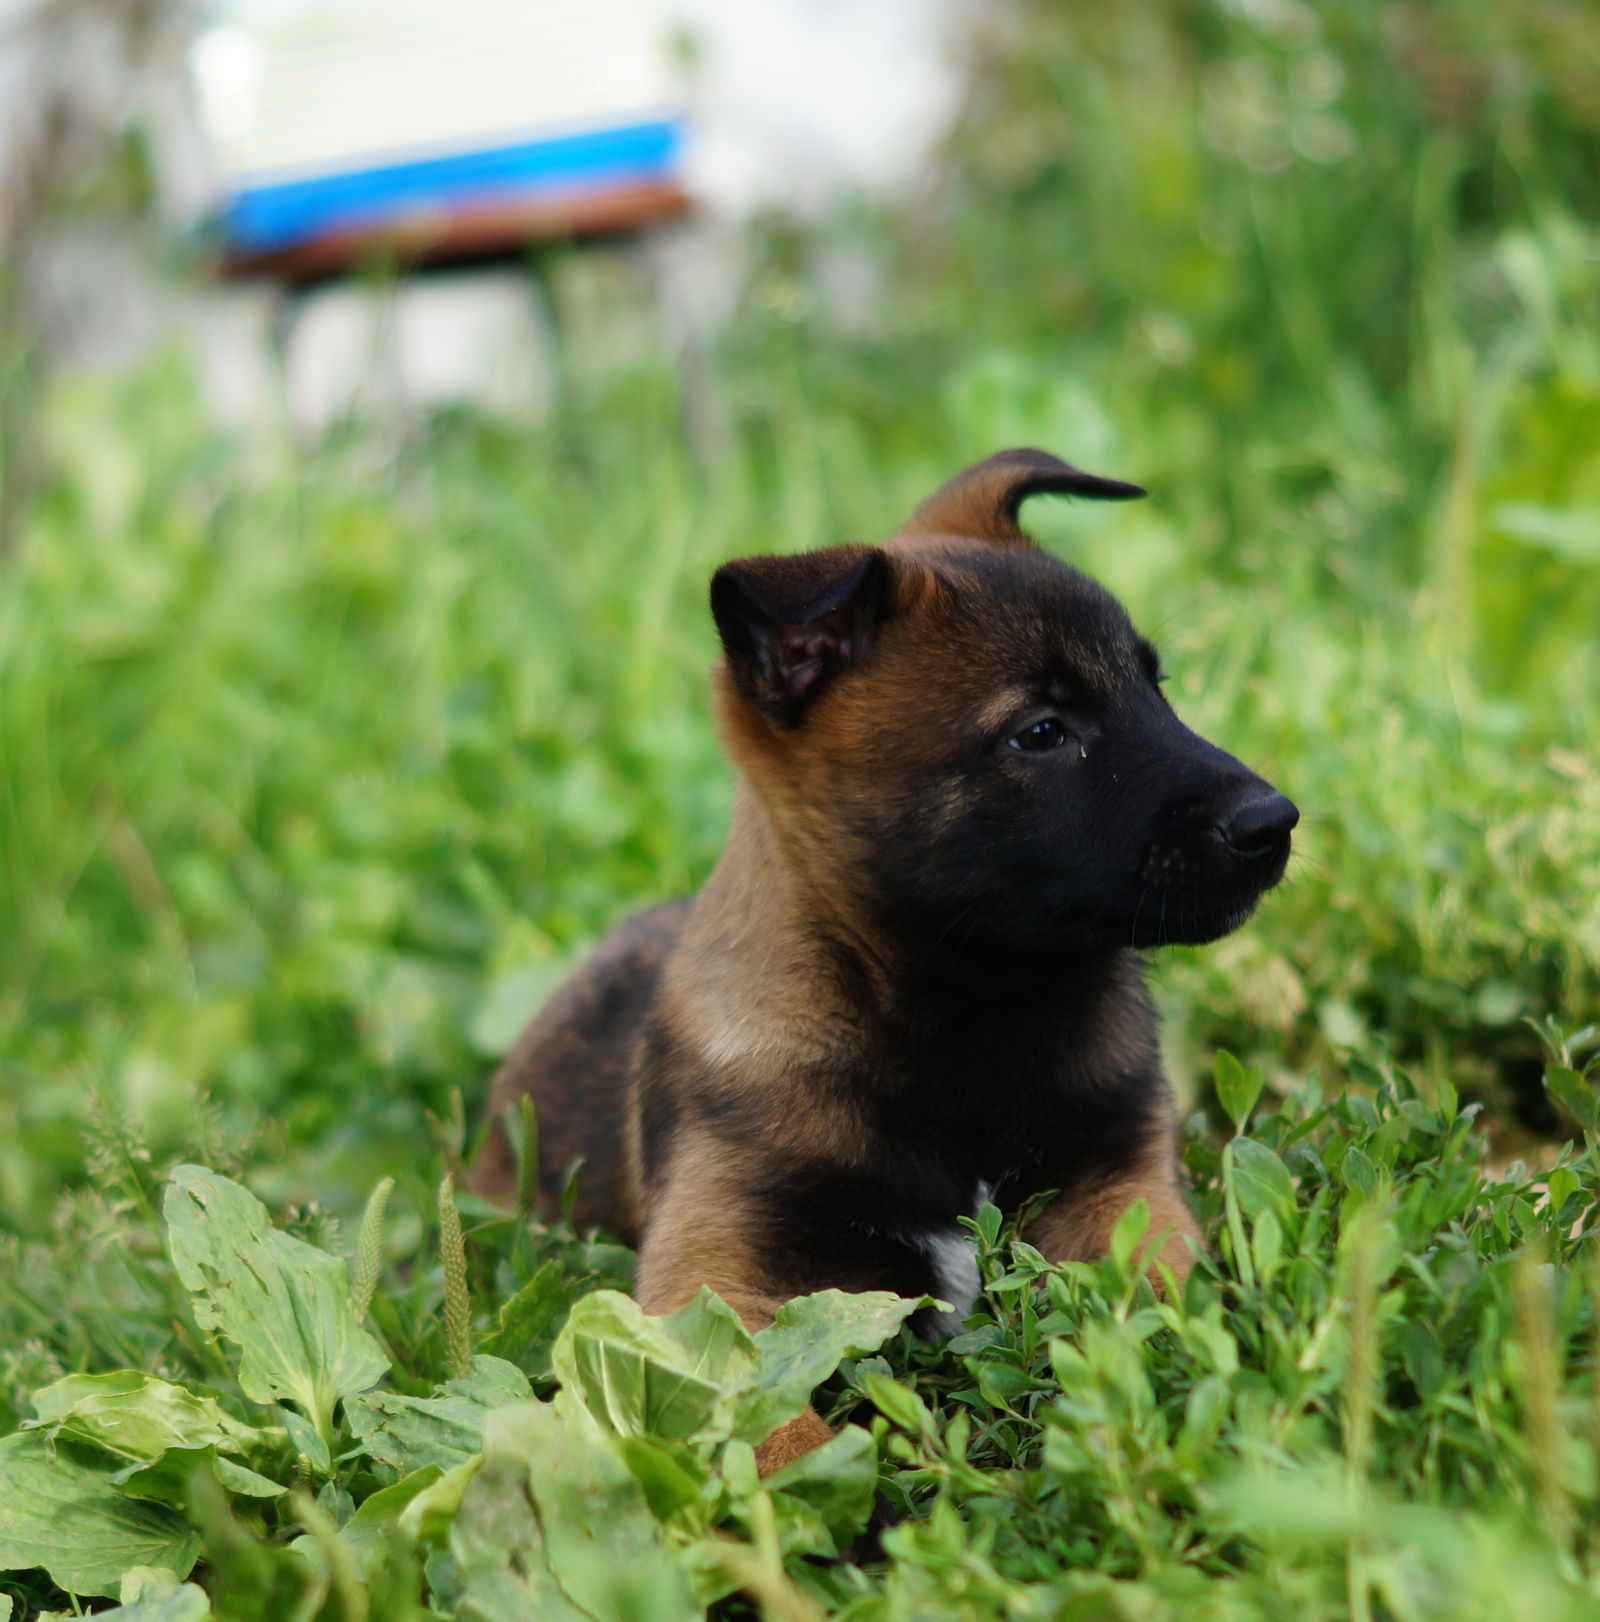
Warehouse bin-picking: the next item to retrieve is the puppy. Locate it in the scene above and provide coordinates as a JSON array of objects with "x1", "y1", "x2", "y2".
[{"x1": 472, "y1": 449, "x2": 1298, "y2": 1470}]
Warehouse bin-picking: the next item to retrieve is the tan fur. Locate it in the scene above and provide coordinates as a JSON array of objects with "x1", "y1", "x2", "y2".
[
  {"x1": 753, "y1": 1408, "x2": 836, "y2": 1474},
  {"x1": 1025, "y1": 1155, "x2": 1202, "y2": 1284},
  {"x1": 898, "y1": 458, "x2": 1060, "y2": 549},
  {"x1": 629, "y1": 1139, "x2": 837, "y2": 1476}
]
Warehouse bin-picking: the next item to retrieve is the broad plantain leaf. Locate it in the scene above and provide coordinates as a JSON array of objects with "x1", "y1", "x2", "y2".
[
  {"x1": 110, "y1": 1588, "x2": 210, "y2": 1622},
  {"x1": 452, "y1": 1400, "x2": 699, "y2": 1622},
  {"x1": 292, "y1": 1465, "x2": 442, "y2": 1581},
  {"x1": 400, "y1": 1457, "x2": 483, "y2": 1549},
  {"x1": 0, "y1": 1432, "x2": 198, "y2": 1600},
  {"x1": 478, "y1": 1260, "x2": 585, "y2": 1381},
  {"x1": 731, "y1": 1290, "x2": 926, "y2": 1443},
  {"x1": 552, "y1": 1288, "x2": 756, "y2": 1444},
  {"x1": 101, "y1": 1574, "x2": 211, "y2": 1620},
  {"x1": 612, "y1": 1435, "x2": 711, "y2": 1522},
  {"x1": 164, "y1": 1166, "x2": 388, "y2": 1444},
  {"x1": 211, "y1": 1458, "x2": 286, "y2": 1498},
  {"x1": 449, "y1": 1452, "x2": 589, "y2": 1622},
  {"x1": 26, "y1": 1373, "x2": 270, "y2": 1503},
  {"x1": 345, "y1": 1356, "x2": 532, "y2": 1476},
  {"x1": 554, "y1": 1286, "x2": 926, "y2": 1451}
]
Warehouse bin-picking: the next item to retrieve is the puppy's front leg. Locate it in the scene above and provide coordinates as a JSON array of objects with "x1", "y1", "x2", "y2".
[
  {"x1": 633, "y1": 1144, "x2": 832, "y2": 1474},
  {"x1": 1025, "y1": 1150, "x2": 1201, "y2": 1285}
]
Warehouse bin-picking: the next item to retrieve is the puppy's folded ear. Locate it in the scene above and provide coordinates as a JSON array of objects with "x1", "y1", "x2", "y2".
[
  {"x1": 711, "y1": 545, "x2": 889, "y2": 727},
  {"x1": 903, "y1": 447, "x2": 1145, "y2": 546}
]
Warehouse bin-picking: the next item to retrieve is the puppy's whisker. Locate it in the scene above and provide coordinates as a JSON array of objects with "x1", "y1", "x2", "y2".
[
  {"x1": 953, "y1": 909, "x2": 985, "y2": 965},
  {"x1": 1130, "y1": 884, "x2": 1151, "y2": 949},
  {"x1": 922, "y1": 902, "x2": 979, "y2": 965}
]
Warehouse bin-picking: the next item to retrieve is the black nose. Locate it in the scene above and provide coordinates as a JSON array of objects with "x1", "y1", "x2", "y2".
[{"x1": 1216, "y1": 791, "x2": 1299, "y2": 859}]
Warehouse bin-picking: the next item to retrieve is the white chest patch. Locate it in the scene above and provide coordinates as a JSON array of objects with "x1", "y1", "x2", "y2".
[
  {"x1": 918, "y1": 1230, "x2": 981, "y2": 1332},
  {"x1": 912, "y1": 1183, "x2": 994, "y2": 1334}
]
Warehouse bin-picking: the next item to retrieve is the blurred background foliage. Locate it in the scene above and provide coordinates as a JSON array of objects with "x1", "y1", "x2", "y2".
[{"x1": 2, "y1": 0, "x2": 1600, "y2": 1232}]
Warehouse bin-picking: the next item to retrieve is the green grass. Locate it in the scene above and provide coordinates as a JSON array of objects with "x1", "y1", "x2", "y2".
[
  {"x1": 1, "y1": 0, "x2": 1599, "y2": 1612},
  {"x1": 4, "y1": 1047, "x2": 1600, "y2": 1620}
]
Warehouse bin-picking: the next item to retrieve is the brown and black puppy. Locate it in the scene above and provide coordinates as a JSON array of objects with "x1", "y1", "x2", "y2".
[{"x1": 472, "y1": 448, "x2": 1297, "y2": 1469}]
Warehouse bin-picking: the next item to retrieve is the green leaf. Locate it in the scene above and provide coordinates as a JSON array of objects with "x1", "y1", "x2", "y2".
[
  {"x1": 478, "y1": 1259, "x2": 585, "y2": 1380},
  {"x1": 1547, "y1": 1165, "x2": 1581, "y2": 1215},
  {"x1": 448, "y1": 1450, "x2": 594, "y2": 1621},
  {"x1": 94, "y1": 1586, "x2": 211, "y2": 1621},
  {"x1": 291, "y1": 1465, "x2": 443, "y2": 1582},
  {"x1": 107, "y1": 1454, "x2": 210, "y2": 1512},
  {"x1": 399, "y1": 1458, "x2": 483, "y2": 1549},
  {"x1": 1213, "y1": 1050, "x2": 1266, "y2": 1135},
  {"x1": 211, "y1": 1458, "x2": 286, "y2": 1498},
  {"x1": 763, "y1": 1424, "x2": 878, "y2": 1538},
  {"x1": 277, "y1": 1407, "x2": 331, "y2": 1477},
  {"x1": 1401, "y1": 1319, "x2": 1446, "y2": 1400},
  {"x1": 731, "y1": 1290, "x2": 926, "y2": 1444},
  {"x1": 30, "y1": 1372, "x2": 261, "y2": 1463},
  {"x1": 863, "y1": 1374, "x2": 932, "y2": 1435},
  {"x1": 353, "y1": 1465, "x2": 444, "y2": 1526},
  {"x1": 0, "y1": 1432, "x2": 198, "y2": 1601},
  {"x1": 164, "y1": 1166, "x2": 388, "y2": 1445},
  {"x1": 451, "y1": 1401, "x2": 698, "y2": 1622},
  {"x1": 120, "y1": 1568, "x2": 182, "y2": 1601},
  {"x1": 1342, "y1": 1144, "x2": 1378, "y2": 1199},
  {"x1": 1212, "y1": 1461, "x2": 1362, "y2": 1544},
  {"x1": 1252, "y1": 1207, "x2": 1284, "y2": 1287},
  {"x1": 345, "y1": 1356, "x2": 532, "y2": 1476},
  {"x1": 972, "y1": 1358, "x2": 1048, "y2": 1409},
  {"x1": 552, "y1": 1286, "x2": 924, "y2": 1452},
  {"x1": 1545, "y1": 1066, "x2": 1600, "y2": 1132},
  {"x1": 613, "y1": 1436, "x2": 710, "y2": 1521},
  {"x1": 1229, "y1": 1138, "x2": 1298, "y2": 1226},
  {"x1": 552, "y1": 1288, "x2": 756, "y2": 1443},
  {"x1": 24, "y1": 1372, "x2": 273, "y2": 1505},
  {"x1": 183, "y1": 1468, "x2": 312, "y2": 1617},
  {"x1": 1108, "y1": 1198, "x2": 1152, "y2": 1273},
  {"x1": 1179, "y1": 1374, "x2": 1233, "y2": 1450}
]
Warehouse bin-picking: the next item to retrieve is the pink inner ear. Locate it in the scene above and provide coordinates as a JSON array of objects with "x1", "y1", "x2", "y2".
[{"x1": 776, "y1": 610, "x2": 853, "y2": 697}]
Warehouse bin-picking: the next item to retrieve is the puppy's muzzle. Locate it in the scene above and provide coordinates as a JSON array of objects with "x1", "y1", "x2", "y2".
[{"x1": 1214, "y1": 790, "x2": 1299, "y2": 865}]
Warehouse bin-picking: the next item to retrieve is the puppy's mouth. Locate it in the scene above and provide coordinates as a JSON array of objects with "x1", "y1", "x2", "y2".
[
  {"x1": 1114, "y1": 835, "x2": 1293, "y2": 948},
  {"x1": 1122, "y1": 896, "x2": 1262, "y2": 949},
  {"x1": 1027, "y1": 887, "x2": 1268, "y2": 954},
  {"x1": 1140, "y1": 832, "x2": 1292, "y2": 892}
]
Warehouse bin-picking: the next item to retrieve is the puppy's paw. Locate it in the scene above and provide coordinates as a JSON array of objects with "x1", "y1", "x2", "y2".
[{"x1": 754, "y1": 1404, "x2": 833, "y2": 1476}]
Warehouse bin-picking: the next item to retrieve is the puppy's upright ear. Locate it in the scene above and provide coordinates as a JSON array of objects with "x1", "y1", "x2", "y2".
[
  {"x1": 711, "y1": 544, "x2": 889, "y2": 728},
  {"x1": 901, "y1": 447, "x2": 1145, "y2": 546}
]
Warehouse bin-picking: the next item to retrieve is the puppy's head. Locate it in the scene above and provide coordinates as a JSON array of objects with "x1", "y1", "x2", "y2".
[{"x1": 710, "y1": 449, "x2": 1298, "y2": 956}]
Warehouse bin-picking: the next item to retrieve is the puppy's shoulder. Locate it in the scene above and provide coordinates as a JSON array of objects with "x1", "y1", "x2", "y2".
[
  {"x1": 530, "y1": 897, "x2": 693, "y2": 1044},
  {"x1": 472, "y1": 897, "x2": 693, "y2": 1213}
]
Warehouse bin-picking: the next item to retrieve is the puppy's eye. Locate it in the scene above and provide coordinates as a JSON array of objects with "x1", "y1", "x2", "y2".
[{"x1": 1009, "y1": 717, "x2": 1070, "y2": 753}]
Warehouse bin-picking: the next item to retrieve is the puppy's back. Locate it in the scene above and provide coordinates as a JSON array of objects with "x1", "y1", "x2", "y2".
[{"x1": 470, "y1": 897, "x2": 690, "y2": 1238}]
